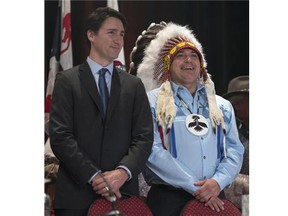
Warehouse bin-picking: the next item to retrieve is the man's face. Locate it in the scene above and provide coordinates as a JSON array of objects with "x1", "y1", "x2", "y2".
[
  {"x1": 170, "y1": 48, "x2": 201, "y2": 87},
  {"x1": 234, "y1": 94, "x2": 249, "y2": 126},
  {"x1": 88, "y1": 17, "x2": 125, "y2": 65}
]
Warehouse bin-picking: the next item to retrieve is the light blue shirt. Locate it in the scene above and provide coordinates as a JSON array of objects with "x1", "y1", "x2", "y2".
[
  {"x1": 144, "y1": 81, "x2": 244, "y2": 193},
  {"x1": 87, "y1": 57, "x2": 113, "y2": 93}
]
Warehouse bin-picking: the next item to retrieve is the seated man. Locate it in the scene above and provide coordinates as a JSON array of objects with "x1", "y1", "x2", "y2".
[{"x1": 129, "y1": 21, "x2": 244, "y2": 216}]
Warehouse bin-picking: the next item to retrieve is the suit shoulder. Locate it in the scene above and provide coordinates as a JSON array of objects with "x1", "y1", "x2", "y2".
[
  {"x1": 56, "y1": 65, "x2": 82, "y2": 81},
  {"x1": 58, "y1": 65, "x2": 80, "y2": 75},
  {"x1": 117, "y1": 68, "x2": 141, "y2": 82}
]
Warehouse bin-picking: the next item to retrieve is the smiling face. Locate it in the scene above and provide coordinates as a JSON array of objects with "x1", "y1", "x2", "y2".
[
  {"x1": 170, "y1": 48, "x2": 201, "y2": 93},
  {"x1": 87, "y1": 17, "x2": 125, "y2": 66}
]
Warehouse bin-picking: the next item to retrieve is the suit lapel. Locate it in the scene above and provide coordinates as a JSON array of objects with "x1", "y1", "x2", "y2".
[
  {"x1": 79, "y1": 63, "x2": 122, "y2": 121},
  {"x1": 79, "y1": 62, "x2": 104, "y2": 117},
  {"x1": 106, "y1": 66, "x2": 121, "y2": 123}
]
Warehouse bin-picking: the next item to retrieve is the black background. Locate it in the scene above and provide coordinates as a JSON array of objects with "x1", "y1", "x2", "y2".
[{"x1": 45, "y1": 0, "x2": 249, "y2": 95}]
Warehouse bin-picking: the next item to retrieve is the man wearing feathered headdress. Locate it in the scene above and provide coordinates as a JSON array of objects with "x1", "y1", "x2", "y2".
[{"x1": 129, "y1": 22, "x2": 244, "y2": 215}]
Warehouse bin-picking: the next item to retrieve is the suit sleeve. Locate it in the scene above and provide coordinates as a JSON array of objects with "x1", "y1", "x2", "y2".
[{"x1": 118, "y1": 78, "x2": 154, "y2": 177}]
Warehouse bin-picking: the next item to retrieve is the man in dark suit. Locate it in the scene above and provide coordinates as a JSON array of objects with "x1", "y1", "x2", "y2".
[{"x1": 49, "y1": 7, "x2": 153, "y2": 216}]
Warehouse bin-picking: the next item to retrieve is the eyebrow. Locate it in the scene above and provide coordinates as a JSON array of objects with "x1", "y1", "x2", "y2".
[
  {"x1": 176, "y1": 49, "x2": 197, "y2": 54},
  {"x1": 106, "y1": 28, "x2": 125, "y2": 32}
]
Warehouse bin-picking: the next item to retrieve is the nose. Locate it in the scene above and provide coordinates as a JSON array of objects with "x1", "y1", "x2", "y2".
[
  {"x1": 184, "y1": 56, "x2": 192, "y2": 62},
  {"x1": 114, "y1": 34, "x2": 123, "y2": 45}
]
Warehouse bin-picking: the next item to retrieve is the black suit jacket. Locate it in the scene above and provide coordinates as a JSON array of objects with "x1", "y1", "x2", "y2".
[{"x1": 49, "y1": 61, "x2": 153, "y2": 209}]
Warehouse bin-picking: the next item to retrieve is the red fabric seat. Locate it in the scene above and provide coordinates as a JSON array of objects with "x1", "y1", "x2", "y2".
[
  {"x1": 180, "y1": 199, "x2": 241, "y2": 216},
  {"x1": 87, "y1": 196, "x2": 153, "y2": 216}
]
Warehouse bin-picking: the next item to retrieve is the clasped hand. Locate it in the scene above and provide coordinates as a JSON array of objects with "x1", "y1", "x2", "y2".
[
  {"x1": 91, "y1": 169, "x2": 129, "y2": 201},
  {"x1": 192, "y1": 179, "x2": 225, "y2": 212}
]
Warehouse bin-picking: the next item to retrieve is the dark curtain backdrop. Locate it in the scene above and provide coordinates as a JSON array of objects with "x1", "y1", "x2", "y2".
[{"x1": 45, "y1": 0, "x2": 249, "y2": 95}]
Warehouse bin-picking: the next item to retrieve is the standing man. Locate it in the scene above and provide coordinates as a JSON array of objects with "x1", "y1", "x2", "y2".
[
  {"x1": 49, "y1": 7, "x2": 153, "y2": 216},
  {"x1": 129, "y1": 22, "x2": 244, "y2": 215},
  {"x1": 223, "y1": 75, "x2": 249, "y2": 175},
  {"x1": 223, "y1": 75, "x2": 249, "y2": 210}
]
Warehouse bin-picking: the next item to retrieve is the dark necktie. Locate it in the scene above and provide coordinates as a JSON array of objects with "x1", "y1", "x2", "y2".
[{"x1": 98, "y1": 68, "x2": 109, "y2": 115}]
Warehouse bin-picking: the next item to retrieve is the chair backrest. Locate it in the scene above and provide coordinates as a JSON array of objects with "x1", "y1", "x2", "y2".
[
  {"x1": 180, "y1": 199, "x2": 241, "y2": 216},
  {"x1": 87, "y1": 196, "x2": 153, "y2": 216}
]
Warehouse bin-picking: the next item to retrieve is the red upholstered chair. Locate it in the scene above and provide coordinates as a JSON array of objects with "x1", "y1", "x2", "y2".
[
  {"x1": 87, "y1": 196, "x2": 153, "y2": 216},
  {"x1": 180, "y1": 199, "x2": 241, "y2": 216}
]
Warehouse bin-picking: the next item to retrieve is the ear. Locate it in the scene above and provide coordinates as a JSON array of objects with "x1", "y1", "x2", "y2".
[
  {"x1": 87, "y1": 30, "x2": 95, "y2": 42},
  {"x1": 200, "y1": 68, "x2": 208, "y2": 81},
  {"x1": 233, "y1": 100, "x2": 242, "y2": 112}
]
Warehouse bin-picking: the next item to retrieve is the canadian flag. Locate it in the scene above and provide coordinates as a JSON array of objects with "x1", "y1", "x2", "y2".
[
  {"x1": 107, "y1": 0, "x2": 126, "y2": 70},
  {"x1": 45, "y1": 0, "x2": 73, "y2": 131},
  {"x1": 45, "y1": 0, "x2": 73, "y2": 153}
]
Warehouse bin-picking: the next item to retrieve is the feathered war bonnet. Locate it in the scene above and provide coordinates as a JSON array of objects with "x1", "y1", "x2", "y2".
[{"x1": 129, "y1": 22, "x2": 225, "y2": 134}]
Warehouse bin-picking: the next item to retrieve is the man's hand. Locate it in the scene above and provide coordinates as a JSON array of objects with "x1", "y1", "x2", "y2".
[
  {"x1": 193, "y1": 179, "x2": 221, "y2": 202},
  {"x1": 204, "y1": 196, "x2": 225, "y2": 212},
  {"x1": 192, "y1": 179, "x2": 225, "y2": 211},
  {"x1": 91, "y1": 169, "x2": 129, "y2": 200}
]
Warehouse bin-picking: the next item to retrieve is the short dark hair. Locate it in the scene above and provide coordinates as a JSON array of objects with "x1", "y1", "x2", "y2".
[{"x1": 84, "y1": 7, "x2": 127, "y2": 47}]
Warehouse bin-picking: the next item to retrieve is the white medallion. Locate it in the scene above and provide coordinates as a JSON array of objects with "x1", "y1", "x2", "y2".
[{"x1": 185, "y1": 114, "x2": 209, "y2": 136}]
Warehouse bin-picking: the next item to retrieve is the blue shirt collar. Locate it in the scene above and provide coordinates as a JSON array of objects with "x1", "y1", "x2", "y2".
[
  {"x1": 170, "y1": 81, "x2": 207, "y2": 108},
  {"x1": 170, "y1": 81, "x2": 205, "y2": 97},
  {"x1": 86, "y1": 57, "x2": 113, "y2": 75}
]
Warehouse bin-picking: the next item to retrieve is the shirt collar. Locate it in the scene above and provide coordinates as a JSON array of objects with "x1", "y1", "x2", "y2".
[
  {"x1": 170, "y1": 81, "x2": 207, "y2": 108},
  {"x1": 86, "y1": 57, "x2": 113, "y2": 75},
  {"x1": 170, "y1": 81, "x2": 205, "y2": 97}
]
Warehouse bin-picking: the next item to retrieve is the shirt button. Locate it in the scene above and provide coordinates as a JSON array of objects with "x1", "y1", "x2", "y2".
[
  {"x1": 201, "y1": 137, "x2": 204, "y2": 140},
  {"x1": 204, "y1": 176, "x2": 206, "y2": 179},
  {"x1": 203, "y1": 156, "x2": 206, "y2": 159}
]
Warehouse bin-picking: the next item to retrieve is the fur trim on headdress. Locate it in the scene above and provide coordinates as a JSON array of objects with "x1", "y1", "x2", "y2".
[
  {"x1": 156, "y1": 81, "x2": 176, "y2": 130},
  {"x1": 204, "y1": 74, "x2": 226, "y2": 133}
]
